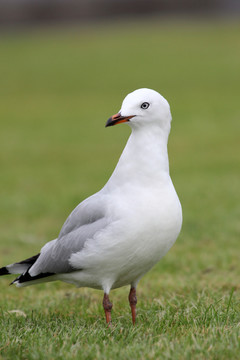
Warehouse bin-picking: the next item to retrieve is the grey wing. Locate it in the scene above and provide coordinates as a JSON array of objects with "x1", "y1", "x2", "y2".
[
  {"x1": 29, "y1": 192, "x2": 109, "y2": 276},
  {"x1": 58, "y1": 191, "x2": 106, "y2": 238}
]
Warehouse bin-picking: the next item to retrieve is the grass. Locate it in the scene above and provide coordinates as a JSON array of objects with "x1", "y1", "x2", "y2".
[{"x1": 0, "y1": 17, "x2": 240, "y2": 359}]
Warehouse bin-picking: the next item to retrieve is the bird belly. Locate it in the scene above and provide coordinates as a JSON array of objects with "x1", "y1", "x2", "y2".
[{"x1": 112, "y1": 219, "x2": 181, "y2": 289}]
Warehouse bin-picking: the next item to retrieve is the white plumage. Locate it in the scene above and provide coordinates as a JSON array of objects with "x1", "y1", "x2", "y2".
[{"x1": 0, "y1": 88, "x2": 182, "y2": 324}]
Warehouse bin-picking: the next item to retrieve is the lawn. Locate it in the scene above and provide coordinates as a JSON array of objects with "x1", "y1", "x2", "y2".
[{"x1": 0, "y1": 17, "x2": 239, "y2": 359}]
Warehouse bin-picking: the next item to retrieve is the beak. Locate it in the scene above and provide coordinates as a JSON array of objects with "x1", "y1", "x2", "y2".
[{"x1": 105, "y1": 113, "x2": 135, "y2": 127}]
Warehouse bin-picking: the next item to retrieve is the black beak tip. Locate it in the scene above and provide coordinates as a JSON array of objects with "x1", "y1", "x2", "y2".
[{"x1": 105, "y1": 117, "x2": 114, "y2": 127}]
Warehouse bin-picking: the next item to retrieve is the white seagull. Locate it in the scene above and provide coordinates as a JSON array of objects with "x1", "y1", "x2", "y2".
[{"x1": 0, "y1": 88, "x2": 182, "y2": 324}]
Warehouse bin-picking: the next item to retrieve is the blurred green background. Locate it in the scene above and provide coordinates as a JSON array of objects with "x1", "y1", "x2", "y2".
[
  {"x1": 0, "y1": 16, "x2": 239, "y2": 359},
  {"x1": 0, "y1": 19, "x2": 239, "y2": 260}
]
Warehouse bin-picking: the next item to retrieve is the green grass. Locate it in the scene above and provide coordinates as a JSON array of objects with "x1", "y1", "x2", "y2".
[{"x1": 0, "y1": 17, "x2": 240, "y2": 359}]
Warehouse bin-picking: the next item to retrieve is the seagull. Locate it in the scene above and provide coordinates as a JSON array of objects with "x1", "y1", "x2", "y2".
[{"x1": 0, "y1": 88, "x2": 182, "y2": 325}]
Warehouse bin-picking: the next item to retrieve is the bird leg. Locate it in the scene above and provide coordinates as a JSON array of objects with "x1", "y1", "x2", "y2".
[
  {"x1": 103, "y1": 293, "x2": 113, "y2": 324},
  {"x1": 129, "y1": 287, "x2": 137, "y2": 325}
]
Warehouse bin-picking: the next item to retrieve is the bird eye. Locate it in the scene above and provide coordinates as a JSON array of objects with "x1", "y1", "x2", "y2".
[{"x1": 141, "y1": 102, "x2": 150, "y2": 109}]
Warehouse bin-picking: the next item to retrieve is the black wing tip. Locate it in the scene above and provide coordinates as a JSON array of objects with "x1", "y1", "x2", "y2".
[
  {"x1": 0, "y1": 267, "x2": 10, "y2": 276},
  {"x1": 13, "y1": 271, "x2": 55, "y2": 284},
  {"x1": 2, "y1": 253, "x2": 56, "y2": 285},
  {"x1": 1, "y1": 253, "x2": 40, "y2": 278},
  {"x1": 16, "y1": 253, "x2": 40, "y2": 266}
]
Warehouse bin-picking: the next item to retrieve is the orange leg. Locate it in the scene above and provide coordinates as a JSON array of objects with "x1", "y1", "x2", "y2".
[
  {"x1": 103, "y1": 293, "x2": 113, "y2": 324},
  {"x1": 129, "y1": 287, "x2": 137, "y2": 325}
]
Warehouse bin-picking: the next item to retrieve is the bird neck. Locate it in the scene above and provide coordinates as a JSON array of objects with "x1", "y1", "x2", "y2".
[{"x1": 107, "y1": 125, "x2": 170, "y2": 188}]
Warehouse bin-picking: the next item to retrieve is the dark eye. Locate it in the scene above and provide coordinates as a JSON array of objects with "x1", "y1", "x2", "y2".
[{"x1": 141, "y1": 102, "x2": 150, "y2": 109}]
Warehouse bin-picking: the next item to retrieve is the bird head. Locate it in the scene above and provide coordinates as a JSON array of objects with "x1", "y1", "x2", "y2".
[{"x1": 106, "y1": 88, "x2": 172, "y2": 132}]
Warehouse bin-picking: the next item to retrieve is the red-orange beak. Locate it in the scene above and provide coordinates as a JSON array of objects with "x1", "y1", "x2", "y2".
[{"x1": 105, "y1": 113, "x2": 135, "y2": 127}]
